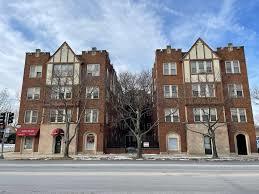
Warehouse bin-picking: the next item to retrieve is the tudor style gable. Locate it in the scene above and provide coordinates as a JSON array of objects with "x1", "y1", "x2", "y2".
[
  {"x1": 183, "y1": 38, "x2": 221, "y2": 83},
  {"x1": 46, "y1": 42, "x2": 81, "y2": 85}
]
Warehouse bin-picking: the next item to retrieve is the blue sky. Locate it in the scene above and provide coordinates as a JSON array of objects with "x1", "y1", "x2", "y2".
[{"x1": 1, "y1": 0, "x2": 259, "y2": 122}]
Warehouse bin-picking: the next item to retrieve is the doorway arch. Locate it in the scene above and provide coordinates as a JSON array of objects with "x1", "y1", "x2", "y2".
[
  {"x1": 84, "y1": 132, "x2": 97, "y2": 152},
  {"x1": 236, "y1": 134, "x2": 248, "y2": 155},
  {"x1": 54, "y1": 135, "x2": 62, "y2": 154}
]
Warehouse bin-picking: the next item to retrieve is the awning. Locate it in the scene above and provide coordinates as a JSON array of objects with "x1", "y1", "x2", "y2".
[
  {"x1": 16, "y1": 128, "x2": 39, "y2": 137},
  {"x1": 51, "y1": 128, "x2": 64, "y2": 136}
]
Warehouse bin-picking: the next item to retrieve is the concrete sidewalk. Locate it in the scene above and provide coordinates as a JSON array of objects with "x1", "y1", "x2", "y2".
[{"x1": 2, "y1": 151, "x2": 259, "y2": 161}]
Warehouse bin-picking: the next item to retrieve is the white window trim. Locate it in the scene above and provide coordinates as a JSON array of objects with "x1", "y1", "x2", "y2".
[
  {"x1": 27, "y1": 87, "x2": 40, "y2": 100},
  {"x1": 50, "y1": 109, "x2": 71, "y2": 123},
  {"x1": 86, "y1": 87, "x2": 100, "y2": 99},
  {"x1": 193, "y1": 108, "x2": 217, "y2": 122},
  {"x1": 192, "y1": 84, "x2": 215, "y2": 97},
  {"x1": 24, "y1": 110, "x2": 38, "y2": 124},
  {"x1": 230, "y1": 108, "x2": 247, "y2": 122},
  {"x1": 85, "y1": 109, "x2": 99, "y2": 123},
  {"x1": 164, "y1": 108, "x2": 180, "y2": 122},
  {"x1": 51, "y1": 86, "x2": 72, "y2": 100},
  {"x1": 190, "y1": 61, "x2": 213, "y2": 74},
  {"x1": 29, "y1": 65, "x2": 42, "y2": 78},
  {"x1": 228, "y1": 84, "x2": 244, "y2": 98},
  {"x1": 163, "y1": 62, "x2": 177, "y2": 75},
  {"x1": 167, "y1": 133, "x2": 180, "y2": 151},
  {"x1": 163, "y1": 85, "x2": 178, "y2": 98},
  {"x1": 225, "y1": 60, "x2": 241, "y2": 74},
  {"x1": 87, "y1": 64, "x2": 100, "y2": 76},
  {"x1": 53, "y1": 64, "x2": 74, "y2": 77}
]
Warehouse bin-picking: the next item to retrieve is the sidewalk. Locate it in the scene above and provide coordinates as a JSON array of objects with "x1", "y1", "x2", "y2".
[{"x1": 3, "y1": 151, "x2": 259, "y2": 161}]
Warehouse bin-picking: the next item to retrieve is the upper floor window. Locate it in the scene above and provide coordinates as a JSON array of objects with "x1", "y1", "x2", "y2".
[
  {"x1": 192, "y1": 84, "x2": 215, "y2": 97},
  {"x1": 27, "y1": 87, "x2": 40, "y2": 100},
  {"x1": 228, "y1": 84, "x2": 243, "y2": 97},
  {"x1": 85, "y1": 109, "x2": 99, "y2": 123},
  {"x1": 230, "y1": 108, "x2": 247, "y2": 122},
  {"x1": 53, "y1": 64, "x2": 73, "y2": 77},
  {"x1": 193, "y1": 108, "x2": 217, "y2": 122},
  {"x1": 163, "y1": 85, "x2": 178, "y2": 98},
  {"x1": 51, "y1": 86, "x2": 72, "y2": 100},
  {"x1": 50, "y1": 109, "x2": 71, "y2": 123},
  {"x1": 225, "y1": 61, "x2": 240, "y2": 74},
  {"x1": 24, "y1": 110, "x2": 38, "y2": 124},
  {"x1": 87, "y1": 64, "x2": 100, "y2": 76},
  {"x1": 164, "y1": 108, "x2": 180, "y2": 122},
  {"x1": 29, "y1": 65, "x2": 42, "y2": 78},
  {"x1": 86, "y1": 87, "x2": 99, "y2": 99},
  {"x1": 191, "y1": 61, "x2": 212, "y2": 74},
  {"x1": 163, "y1": 63, "x2": 177, "y2": 75}
]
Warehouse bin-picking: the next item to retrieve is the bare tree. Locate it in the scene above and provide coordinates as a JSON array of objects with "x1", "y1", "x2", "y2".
[
  {"x1": 116, "y1": 70, "x2": 179, "y2": 158},
  {"x1": 0, "y1": 89, "x2": 12, "y2": 113},
  {"x1": 184, "y1": 73, "x2": 231, "y2": 158},
  {"x1": 44, "y1": 65, "x2": 98, "y2": 158}
]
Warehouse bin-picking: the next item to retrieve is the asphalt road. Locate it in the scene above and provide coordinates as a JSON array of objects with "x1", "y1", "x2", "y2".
[{"x1": 0, "y1": 160, "x2": 259, "y2": 194}]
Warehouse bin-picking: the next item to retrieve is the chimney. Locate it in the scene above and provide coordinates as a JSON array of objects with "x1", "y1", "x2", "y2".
[
  {"x1": 35, "y1": 49, "x2": 41, "y2": 57},
  {"x1": 91, "y1": 47, "x2": 97, "y2": 55},
  {"x1": 227, "y1": 43, "x2": 233, "y2": 51},
  {"x1": 166, "y1": 45, "x2": 171, "y2": 54}
]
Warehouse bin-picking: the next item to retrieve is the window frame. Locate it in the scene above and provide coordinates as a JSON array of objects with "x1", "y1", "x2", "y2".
[
  {"x1": 193, "y1": 108, "x2": 217, "y2": 122},
  {"x1": 225, "y1": 60, "x2": 241, "y2": 74},
  {"x1": 192, "y1": 83, "x2": 215, "y2": 97},
  {"x1": 230, "y1": 108, "x2": 247, "y2": 123},
  {"x1": 85, "y1": 109, "x2": 99, "y2": 123},
  {"x1": 87, "y1": 64, "x2": 100, "y2": 76},
  {"x1": 86, "y1": 87, "x2": 100, "y2": 99},
  {"x1": 190, "y1": 60, "x2": 213, "y2": 74},
  {"x1": 163, "y1": 85, "x2": 178, "y2": 98},
  {"x1": 164, "y1": 108, "x2": 180, "y2": 122},
  {"x1": 49, "y1": 109, "x2": 71, "y2": 123},
  {"x1": 163, "y1": 62, "x2": 177, "y2": 75},
  {"x1": 27, "y1": 87, "x2": 41, "y2": 100},
  {"x1": 29, "y1": 65, "x2": 42, "y2": 78},
  {"x1": 228, "y1": 84, "x2": 243, "y2": 98},
  {"x1": 24, "y1": 110, "x2": 38, "y2": 124}
]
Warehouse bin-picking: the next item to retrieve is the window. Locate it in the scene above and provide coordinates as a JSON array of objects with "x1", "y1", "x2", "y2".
[
  {"x1": 29, "y1": 65, "x2": 42, "y2": 78},
  {"x1": 193, "y1": 108, "x2": 217, "y2": 122},
  {"x1": 225, "y1": 61, "x2": 240, "y2": 74},
  {"x1": 163, "y1": 63, "x2": 177, "y2": 75},
  {"x1": 27, "y1": 87, "x2": 40, "y2": 100},
  {"x1": 87, "y1": 64, "x2": 100, "y2": 76},
  {"x1": 164, "y1": 108, "x2": 180, "y2": 122},
  {"x1": 228, "y1": 84, "x2": 243, "y2": 97},
  {"x1": 167, "y1": 134, "x2": 179, "y2": 151},
  {"x1": 86, "y1": 87, "x2": 99, "y2": 99},
  {"x1": 51, "y1": 86, "x2": 72, "y2": 99},
  {"x1": 85, "y1": 109, "x2": 99, "y2": 123},
  {"x1": 163, "y1": 85, "x2": 178, "y2": 98},
  {"x1": 50, "y1": 109, "x2": 71, "y2": 123},
  {"x1": 204, "y1": 136, "x2": 212, "y2": 155},
  {"x1": 24, "y1": 110, "x2": 38, "y2": 124},
  {"x1": 192, "y1": 84, "x2": 215, "y2": 97},
  {"x1": 85, "y1": 133, "x2": 96, "y2": 150},
  {"x1": 190, "y1": 61, "x2": 213, "y2": 74},
  {"x1": 53, "y1": 64, "x2": 73, "y2": 77},
  {"x1": 230, "y1": 108, "x2": 247, "y2": 122},
  {"x1": 24, "y1": 137, "x2": 33, "y2": 150}
]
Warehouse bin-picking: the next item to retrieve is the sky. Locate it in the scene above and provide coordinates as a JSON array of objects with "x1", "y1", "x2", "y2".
[{"x1": 1, "y1": 0, "x2": 259, "y2": 122}]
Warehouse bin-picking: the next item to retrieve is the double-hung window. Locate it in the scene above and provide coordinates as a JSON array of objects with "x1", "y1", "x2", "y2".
[
  {"x1": 85, "y1": 109, "x2": 99, "y2": 123},
  {"x1": 193, "y1": 108, "x2": 217, "y2": 122},
  {"x1": 163, "y1": 85, "x2": 178, "y2": 98},
  {"x1": 51, "y1": 86, "x2": 72, "y2": 99},
  {"x1": 228, "y1": 84, "x2": 243, "y2": 97},
  {"x1": 27, "y1": 87, "x2": 40, "y2": 100},
  {"x1": 192, "y1": 84, "x2": 215, "y2": 97},
  {"x1": 86, "y1": 87, "x2": 100, "y2": 99},
  {"x1": 163, "y1": 63, "x2": 177, "y2": 75},
  {"x1": 29, "y1": 65, "x2": 42, "y2": 78},
  {"x1": 87, "y1": 64, "x2": 100, "y2": 76},
  {"x1": 190, "y1": 61, "x2": 213, "y2": 74},
  {"x1": 164, "y1": 108, "x2": 180, "y2": 122},
  {"x1": 50, "y1": 109, "x2": 71, "y2": 123},
  {"x1": 24, "y1": 110, "x2": 38, "y2": 124},
  {"x1": 53, "y1": 64, "x2": 73, "y2": 77},
  {"x1": 225, "y1": 61, "x2": 240, "y2": 73},
  {"x1": 230, "y1": 108, "x2": 247, "y2": 122}
]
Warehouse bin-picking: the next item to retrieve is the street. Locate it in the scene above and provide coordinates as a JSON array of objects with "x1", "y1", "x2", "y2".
[{"x1": 0, "y1": 160, "x2": 259, "y2": 193}]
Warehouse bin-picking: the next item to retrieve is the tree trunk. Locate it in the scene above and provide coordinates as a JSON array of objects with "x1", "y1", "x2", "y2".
[
  {"x1": 136, "y1": 137, "x2": 142, "y2": 159},
  {"x1": 63, "y1": 141, "x2": 69, "y2": 158},
  {"x1": 211, "y1": 134, "x2": 218, "y2": 159},
  {"x1": 63, "y1": 119, "x2": 70, "y2": 158}
]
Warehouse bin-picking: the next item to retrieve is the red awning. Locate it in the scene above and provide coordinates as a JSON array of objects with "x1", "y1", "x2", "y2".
[
  {"x1": 51, "y1": 128, "x2": 64, "y2": 136},
  {"x1": 16, "y1": 128, "x2": 39, "y2": 137}
]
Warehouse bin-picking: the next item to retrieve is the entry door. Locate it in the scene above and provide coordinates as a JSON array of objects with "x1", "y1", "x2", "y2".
[
  {"x1": 168, "y1": 137, "x2": 178, "y2": 151},
  {"x1": 236, "y1": 134, "x2": 247, "y2": 155},
  {"x1": 54, "y1": 135, "x2": 62, "y2": 154}
]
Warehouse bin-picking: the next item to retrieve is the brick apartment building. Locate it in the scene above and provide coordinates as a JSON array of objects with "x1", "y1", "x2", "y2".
[
  {"x1": 15, "y1": 42, "x2": 119, "y2": 154},
  {"x1": 15, "y1": 38, "x2": 257, "y2": 156},
  {"x1": 153, "y1": 38, "x2": 257, "y2": 155}
]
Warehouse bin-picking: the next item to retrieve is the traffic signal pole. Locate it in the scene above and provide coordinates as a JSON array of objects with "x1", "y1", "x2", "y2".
[{"x1": 0, "y1": 112, "x2": 9, "y2": 159}]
